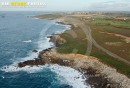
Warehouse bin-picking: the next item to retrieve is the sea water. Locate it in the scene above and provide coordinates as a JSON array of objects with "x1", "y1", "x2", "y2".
[{"x1": 0, "y1": 12, "x2": 90, "y2": 88}]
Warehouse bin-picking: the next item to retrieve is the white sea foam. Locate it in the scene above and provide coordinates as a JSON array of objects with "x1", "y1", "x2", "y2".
[
  {"x1": 0, "y1": 21, "x2": 55, "y2": 71},
  {"x1": 0, "y1": 20, "x2": 89, "y2": 88},
  {"x1": 14, "y1": 52, "x2": 38, "y2": 63},
  {"x1": 38, "y1": 21, "x2": 55, "y2": 51},
  {"x1": 33, "y1": 18, "x2": 40, "y2": 19},
  {"x1": 16, "y1": 21, "x2": 55, "y2": 63},
  {"x1": 0, "y1": 64, "x2": 90, "y2": 88},
  {"x1": 1, "y1": 65, "x2": 47, "y2": 73},
  {"x1": 23, "y1": 40, "x2": 32, "y2": 43},
  {"x1": 49, "y1": 64, "x2": 91, "y2": 88},
  {"x1": 0, "y1": 21, "x2": 55, "y2": 66}
]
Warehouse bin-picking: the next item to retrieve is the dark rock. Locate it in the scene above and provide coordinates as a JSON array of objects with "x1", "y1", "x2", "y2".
[
  {"x1": 32, "y1": 50, "x2": 38, "y2": 53},
  {"x1": 17, "y1": 48, "x2": 120, "y2": 88},
  {"x1": 59, "y1": 84, "x2": 73, "y2": 88},
  {"x1": 38, "y1": 48, "x2": 52, "y2": 59},
  {"x1": 18, "y1": 58, "x2": 45, "y2": 67}
]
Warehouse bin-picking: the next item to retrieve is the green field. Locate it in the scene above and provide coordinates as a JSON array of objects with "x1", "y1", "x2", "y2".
[
  {"x1": 57, "y1": 15, "x2": 130, "y2": 78},
  {"x1": 57, "y1": 26, "x2": 130, "y2": 78},
  {"x1": 84, "y1": 15, "x2": 130, "y2": 61},
  {"x1": 87, "y1": 15, "x2": 130, "y2": 28},
  {"x1": 36, "y1": 13, "x2": 130, "y2": 78}
]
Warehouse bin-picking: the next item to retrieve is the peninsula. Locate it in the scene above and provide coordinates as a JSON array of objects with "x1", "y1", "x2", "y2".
[{"x1": 18, "y1": 12, "x2": 130, "y2": 88}]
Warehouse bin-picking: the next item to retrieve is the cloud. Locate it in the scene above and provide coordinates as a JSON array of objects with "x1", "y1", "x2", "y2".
[{"x1": 86, "y1": 0, "x2": 130, "y2": 11}]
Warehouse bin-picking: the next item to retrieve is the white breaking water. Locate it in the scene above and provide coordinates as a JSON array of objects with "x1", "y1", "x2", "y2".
[
  {"x1": 1, "y1": 64, "x2": 91, "y2": 88},
  {"x1": 0, "y1": 20, "x2": 90, "y2": 88},
  {"x1": 23, "y1": 40, "x2": 32, "y2": 43}
]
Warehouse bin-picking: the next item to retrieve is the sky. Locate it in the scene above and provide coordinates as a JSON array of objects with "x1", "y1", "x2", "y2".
[{"x1": 0, "y1": 0, "x2": 130, "y2": 11}]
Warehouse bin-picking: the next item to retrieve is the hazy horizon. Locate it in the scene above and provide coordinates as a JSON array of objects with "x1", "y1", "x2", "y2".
[{"x1": 0, "y1": 0, "x2": 130, "y2": 11}]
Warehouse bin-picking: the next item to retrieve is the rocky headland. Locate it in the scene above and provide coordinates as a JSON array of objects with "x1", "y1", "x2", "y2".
[
  {"x1": 47, "y1": 35, "x2": 66, "y2": 47},
  {"x1": 17, "y1": 15, "x2": 130, "y2": 88},
  {"x1": 17, "y1": 35, "x2": 130, "y2": 88}
]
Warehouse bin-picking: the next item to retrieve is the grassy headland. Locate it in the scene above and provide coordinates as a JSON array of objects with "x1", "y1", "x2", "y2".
[
  {"x1": 35, "y1": 12, "x2": 130, "y2": 77},
  {"x1": 58, "y1": 25, "x2": 130, "y2": 77}
]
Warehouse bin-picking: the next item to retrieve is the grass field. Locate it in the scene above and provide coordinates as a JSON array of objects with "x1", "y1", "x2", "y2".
[
  {"x1": 57, "y1": 25, "x2": 130, "y2": 78},
  {"x1": 56, "y1": 15, "x2": 130, "y2": 77},
  {"x1": 83, "y1": 15, "x2": 130, "y2": 61},
  {"x1": 91, "y1": 25, "x2": 130, "y2": 37},
  {"x1": 36, "y1": 13, "x2": 130, "y2": 77}
]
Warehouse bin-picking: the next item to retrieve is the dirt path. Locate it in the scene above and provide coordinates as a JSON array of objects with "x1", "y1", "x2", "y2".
[
  {"x1": 99, "y1": 31, "x2": 130, "y2": 43},
  {"x1": 63, "y1": 16, "x2": 130, "y2": 65}
]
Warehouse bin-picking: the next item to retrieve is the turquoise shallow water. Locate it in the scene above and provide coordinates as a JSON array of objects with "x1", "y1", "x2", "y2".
[{"x1": 0, "y1": 12, "x2": 88, "y2": 88}]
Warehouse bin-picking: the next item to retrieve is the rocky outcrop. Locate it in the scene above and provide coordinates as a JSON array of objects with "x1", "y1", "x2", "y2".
[
  {"x1": 18, "y1": 48, "x2": 53, "y2": 67},
  {"x1": 41, "y1": 50, "x2": 130, "y2": 88},
  {"x1": 17, "y1": 50, "x2": 111, "y2": 88},
  {"x1": 17, "y1": 49, "x2": 130, "y2": 88},
  {"x1": 18, "y1": 58, "x2": 45, "y2": 67},
  {"x1": 48, "y1": 35, "x2": 66, "y2": 47},
  {"x1": 17, "y1": 34, "x2": 130, "y2": 88}
]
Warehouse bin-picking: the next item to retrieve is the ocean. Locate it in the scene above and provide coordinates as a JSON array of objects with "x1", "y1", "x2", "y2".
[{"x1": 0, "y1": 12, "x2": 89, "y2": 88}]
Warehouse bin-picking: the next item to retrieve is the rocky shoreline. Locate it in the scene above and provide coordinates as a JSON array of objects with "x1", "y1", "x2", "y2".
[
  {"x1": 17, "y1": 17, "x2": 130, "y2": 88},
  {"x1": 17, "y1": 35, "x2": 130, "y2": 88}
]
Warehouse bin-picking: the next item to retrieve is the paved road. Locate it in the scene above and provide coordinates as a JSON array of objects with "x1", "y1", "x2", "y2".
[{"x1": 63, "y1": 16, "x2": 130, "y2": 65}]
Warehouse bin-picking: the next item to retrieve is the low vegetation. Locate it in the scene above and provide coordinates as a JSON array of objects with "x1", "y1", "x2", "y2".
[{"x1": 57, "y1": 15, "x2": 130, "y2": 77}]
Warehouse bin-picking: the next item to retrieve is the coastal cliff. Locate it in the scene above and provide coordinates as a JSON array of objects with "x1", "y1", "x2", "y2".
[
  {"x1": 17, "y1": 34, "x2": 130, "y2": 88},
  {"x1": 17, "y1": 15, "x2": 130, "y2": 88},
  {"x1": 18, "y1": 48, "x2": 130, "y2": 88}
]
